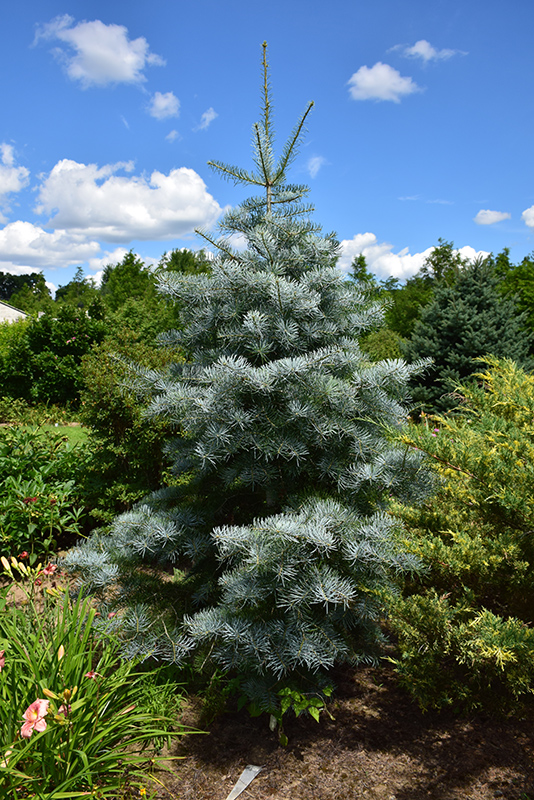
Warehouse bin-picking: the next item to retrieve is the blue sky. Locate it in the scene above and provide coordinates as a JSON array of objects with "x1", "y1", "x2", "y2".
[{"x1": 1, "y1": 0, "x2": 534, "y2": 293}]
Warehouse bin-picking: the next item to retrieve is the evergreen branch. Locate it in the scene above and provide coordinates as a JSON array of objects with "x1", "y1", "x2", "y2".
[
  {"x1": 207, "y1": 160, "x2": 264, "y2": 187},
  {"x1": 274, "y1": 101, "x2": 315, "y2": 183},
  {"x1": 415, "y1": 446, "x2": 488, "y2": 485},
  {"x1": 252, "y1": 122, "x2": 273, "y2": 210},
  {"x1": 258, "y1": 228, "x2": 277, "y2": 269},
  {"x1": 194, "y1": 228, "x2": 240, "y2": 269}
]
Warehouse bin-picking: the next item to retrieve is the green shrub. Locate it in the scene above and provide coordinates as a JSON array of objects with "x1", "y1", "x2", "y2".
[
  {"x1": 0, "y1": 397, "x2": 33, "y2": 424},
  {"x1": 360, "y1": 328, "x2": 405, "y2": 361},
  {"x1": 391, "y1": 593, "x2": 534, "y2": 712},
  {"x1": 0, "y1": 318, "x2": 33, "y2": 401},
  {"x1": 0, "y1": 306, "x2": 107, "y2": 407},
  {"x1": 26, "y1": 305, "x2": 107, "y2": 406},
  {"x1": 79, "y1": 333, "x2": 176, "y2": 523},
  {"x1": 389, "y1": 356, "x2": 534, "y2": 711},
  {"x1": 0, "y1": 426, "x2": 86, "y2": 560}
]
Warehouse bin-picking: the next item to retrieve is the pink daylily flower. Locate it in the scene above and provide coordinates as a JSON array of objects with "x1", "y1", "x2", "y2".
[
  {"x1": 0, "y1": 651, "x2": 5, "y2": 671},
  {"x1": 42, "y1": 564, "x2": 57, "y2": 577},
  {"x1": 20, "y1": 699, "x2": 49, "y2": 738}
]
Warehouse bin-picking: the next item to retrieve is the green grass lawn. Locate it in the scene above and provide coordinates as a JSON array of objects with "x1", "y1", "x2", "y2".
[{"x1": 32, "y1": 424, "x2": 88, "y2": 445}]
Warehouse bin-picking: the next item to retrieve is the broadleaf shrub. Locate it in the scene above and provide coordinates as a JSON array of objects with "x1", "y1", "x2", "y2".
[
  {"x1": 0, "y1": 426, "x2": 86, "y2": 559},
  {"x1": 79, "y1": 333, "x2": 176, "y2": 523},
  {"x1": 0, "y1": 306, "x2": 106, "y2": 407},
  {"x1": 0, "y1": 318, "x2": 33, "y2": 401}
]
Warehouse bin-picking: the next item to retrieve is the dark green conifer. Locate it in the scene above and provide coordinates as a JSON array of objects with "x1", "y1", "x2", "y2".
[{"x1": 404, "y1": 256, "x2": 532, "y2": 413}]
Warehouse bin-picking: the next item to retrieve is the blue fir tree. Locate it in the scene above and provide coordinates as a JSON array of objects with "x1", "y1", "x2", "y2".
[{"x1": 65, "y1": 44, "x2": 429, "y2": 711}]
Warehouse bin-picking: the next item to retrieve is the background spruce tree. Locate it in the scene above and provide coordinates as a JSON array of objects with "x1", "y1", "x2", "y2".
[
  {"x1": 403, "y1": 255, "x2": 532, "y2": 413},
  {"x1": 65, "y1": 44, "x2": 428, "y2": 711}
]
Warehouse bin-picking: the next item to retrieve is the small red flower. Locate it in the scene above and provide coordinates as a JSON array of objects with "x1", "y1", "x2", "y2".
[
  {"x1": 18, "y1": 551, "x2": 29, "y2": 560},
  {"x1": 42, "y1": 564, "x2": 57, "y2": 577},
  {"x1": 23, "y1": 497, "x2": 38, "y2": 504}
]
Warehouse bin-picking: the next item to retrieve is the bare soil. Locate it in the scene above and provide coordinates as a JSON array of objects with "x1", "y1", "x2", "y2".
[{"x1": 156, "y1": 664, "x2": 534, "y2": 800}]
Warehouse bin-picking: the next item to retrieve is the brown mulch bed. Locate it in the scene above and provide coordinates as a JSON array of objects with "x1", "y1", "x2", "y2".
[{"x1": 155, "y1": 664, "x2": 534, "y2": 800}]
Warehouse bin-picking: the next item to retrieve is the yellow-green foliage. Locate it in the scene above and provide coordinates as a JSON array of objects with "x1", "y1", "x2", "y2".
[{"x1": 389, "y1": 356, "x2": 534, "y2": 710}]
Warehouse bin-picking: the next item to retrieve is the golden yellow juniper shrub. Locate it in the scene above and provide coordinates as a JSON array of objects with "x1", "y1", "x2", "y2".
[{"x1": 389, "y1": 356, "x2": 534, "y2": 711}]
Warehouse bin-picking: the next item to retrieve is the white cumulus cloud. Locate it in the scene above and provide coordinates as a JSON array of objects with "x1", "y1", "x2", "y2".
[
  {"x1": 34, "y1": 15, "x2": 164, "y2": 87},
  {"x1": 149, "y1": 91, "x2": 180, "y2": 120},
  {"x1": 35, "y1": 158, "x2": 222, "y2": 242},
  {"x1": 197, "y1": 108, "x2": 218, "y2": 131},
  {"x1": 521, "y1": 206, "x2": 534, "y2": 229},
  {"x1": 456, "y1": 245, "x2": 490, "y2": 262},
  {"x1": 307, "y1": 156, "x2": 326, "y2": 179},
  {"x1": 398, "y1": 40, "x2": 460, "y2": 62},
  {"x1": 338, "y1": 233, "x2": 488, "y2": 281},
  {"x1": 338, "y1": 233, "x2": 431, "y2": 280},
  {"x1": 347, "y1": 62, "x2": 420, "y2": 103},
  {"x1": 0, "y1": 144, "x2": 30, "y2": 222},
  {"x1": 0, "y1": 220, "x2": 100, "y2": 270},
  {"x1": 1, "y1": 264, "x2": 54, "y2": 284},
  {"x1": 474, "y1": 209, "x2": 511, "y2": 225}
]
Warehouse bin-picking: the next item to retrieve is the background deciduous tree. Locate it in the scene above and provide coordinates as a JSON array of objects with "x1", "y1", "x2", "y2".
[
  {"x1": 8, "y1": 272, "x2": 54, "y2": 315},
  {"x1": 55, "y1": 266, "x2": 100, "y2": 310}
]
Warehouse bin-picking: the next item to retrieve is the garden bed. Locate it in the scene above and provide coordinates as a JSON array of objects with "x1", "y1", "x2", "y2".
[{"x1": 157, "y1": 663, "x2": 534, "y2": 800}]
